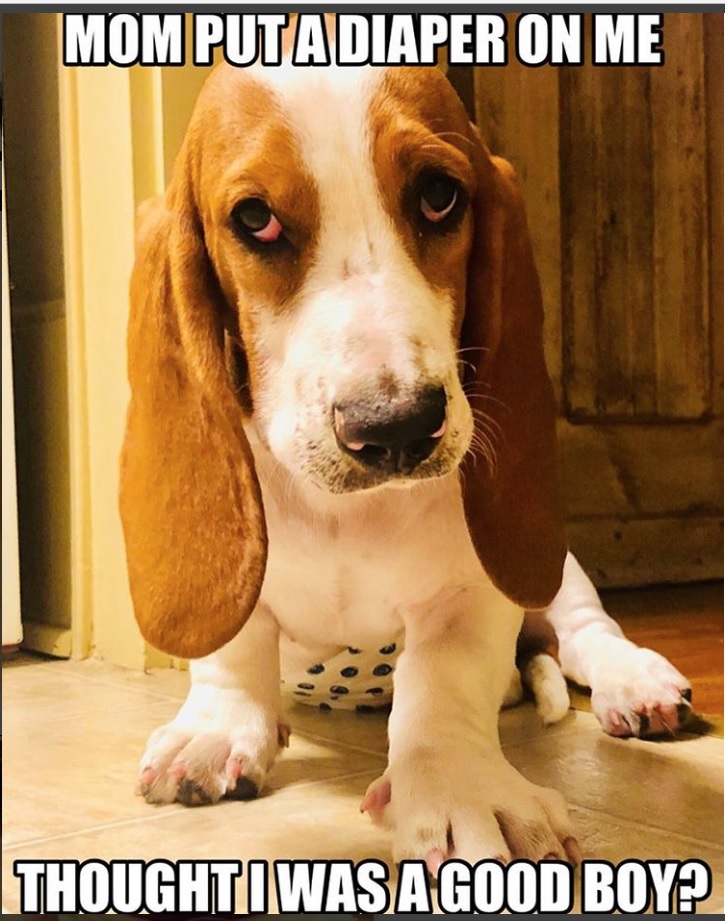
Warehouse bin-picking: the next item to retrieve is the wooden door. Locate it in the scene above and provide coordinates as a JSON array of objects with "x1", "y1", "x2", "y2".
[{"x1": 466, "y1": 13, "x2": 723, "y2": 587}]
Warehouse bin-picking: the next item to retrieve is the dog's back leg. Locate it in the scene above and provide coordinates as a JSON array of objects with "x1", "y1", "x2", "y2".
[{"x1": 541, "y1": 552, "x2": 692, "y2": 738}]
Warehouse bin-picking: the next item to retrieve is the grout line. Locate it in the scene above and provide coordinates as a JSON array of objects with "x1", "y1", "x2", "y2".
[
  {"x1": 2, "y1": 768, "x2": 382, "y2": 854},
  {"x1": 11, "y1": 698, "x2": 183, "y2": 729},
  {"x1": 289, "y1": 727, "x2": 388, "y2": 760},
  {"x1": 570, "y1": 802, "x2": 725, "y2": 851},
  {"x1": 1, "y1": 807, "x2": 189, "y2": 852},
  {"x1": 275, "y1": 767, "x2": 382, "y2": 792},
  {"x1": 29, "y1": 661, "x2": 189, "y2": 703}
]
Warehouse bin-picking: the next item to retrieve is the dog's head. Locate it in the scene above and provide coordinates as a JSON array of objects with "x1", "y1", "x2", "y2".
[{"x1": 120, "y1": 61, "x2": 566, "y2": 658}]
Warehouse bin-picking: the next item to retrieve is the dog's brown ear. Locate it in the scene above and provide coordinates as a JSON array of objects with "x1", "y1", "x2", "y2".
[
  {"x1": 460, "y1": 141, "x2": 566, "y2": 609},
  {"x1": 119, "y1": 168, "x2": 266, "y2": 659}
]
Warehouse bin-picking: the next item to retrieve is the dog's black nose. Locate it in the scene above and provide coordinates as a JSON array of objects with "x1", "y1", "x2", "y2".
[{"x1": 334, "y1": 386, "x2": 447, "y2": 474}]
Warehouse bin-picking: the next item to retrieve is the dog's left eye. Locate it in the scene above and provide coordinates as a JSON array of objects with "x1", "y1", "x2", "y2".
[
  {"x1": 420, "y1": 175, "x2": 459, "y2": 223},
  {"x1": 231, "y1": 198, "x2": 283, "y2": 244}
]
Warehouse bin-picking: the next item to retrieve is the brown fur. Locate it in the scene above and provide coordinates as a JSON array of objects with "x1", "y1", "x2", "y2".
[
  {"x1": 119, "y1": 74, "x2": 274, "y2": 659},
  {"x1": 120, "y1": 63, "x2": 565, "y2": 659},
  {"x1": 460, "y1": 148, "x2": 566, "y2": 608},
  {"x1": 375, "y1": 68, "x2": 567, "y2": 609}
]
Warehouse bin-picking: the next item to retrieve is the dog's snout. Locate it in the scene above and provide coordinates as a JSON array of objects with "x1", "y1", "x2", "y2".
[{"x1": 334, "y1": 386, "x2": 447, "y2": 474}]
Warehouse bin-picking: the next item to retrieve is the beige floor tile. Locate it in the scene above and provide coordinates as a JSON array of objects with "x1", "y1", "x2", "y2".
[
  {"x1": 570, "y1": 805, "x2": 723, "y2": 914},
  {"x1": 2, "y1": 663, "x2": 175, "y2": 731},
  {"x1": 4, "y1": 790, "x2": 721, "y2": 914},
  {"x1": 498, "y1": 700, "x2": 591, "y2": 746},
  {"x1": 286, "y1": 697, "x2": 594, "y2": 755},
  {"x1": 2, "y1": 770, "x2": 390, "y2": 914},
  {"x1": 2, "y1": 698, "x2": 185, "y2": 847},
  {"x1": 3, "y1": 658, "x2": 723, "y2": 915},
  {"x1": 286, "y1": 699, "x2": 391, "y2": 754},
  {"x1": 504, "y1": 724, "x2": 724, "y2": 844},
  {"x1": 2, "y1": 683, "x2": 384, "y2": 850},
  {"x1": 42, "y1": 656, "x2": 192, "y2": 700}
]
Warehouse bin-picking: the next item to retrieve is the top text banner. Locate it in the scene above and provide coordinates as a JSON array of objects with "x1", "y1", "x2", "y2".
[{"x1": 63, "y1": 13, "x2": 665, "y2": 68}]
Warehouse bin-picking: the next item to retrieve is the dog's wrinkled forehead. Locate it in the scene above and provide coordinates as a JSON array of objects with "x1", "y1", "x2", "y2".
[
  {"x1": 191, "y1": 62, "x2": 472, "y2": 211},
  {"x1": 186, "y1": 62, "x2": 478, "y2": 324}
]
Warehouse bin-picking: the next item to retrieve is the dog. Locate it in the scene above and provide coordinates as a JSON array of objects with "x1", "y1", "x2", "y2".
[{"x1": 119, "y1": 56, "x2": 692, "y2": 868}]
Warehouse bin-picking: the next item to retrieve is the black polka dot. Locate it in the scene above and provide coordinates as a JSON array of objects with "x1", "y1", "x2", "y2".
[
  {"x1": 379, "y1": 643, "x2": 397, "y2": 655},
  {"x1": 297, "y1": 682, "x2": 315, "y2": 690},
  {"x1": 319, "y1": 702, "x2": 331, "y2": 711},
  {"x1": 294, "y1": 690, "x2": 311, "y2": 697},
  {"x1": 348, "y1": 647, "x2": 361, "y2": 655},
  {"x1": 340, "y1": 666, "x2": 358, "y2": 678},
  {"x1": 366, "y1": 687, "x2": 384, "y2": 696},
  {"x1": 307, "y1": 663, "x2": 325, "y2": 675},
  {"x1": 373, "y1": 663, "x2": 393, "y2": 677},
  {"x1": 356, "y1": 704, "x2": 376, "y2": 714},
  {"x1": 329, "y1": 685, "x2": 349, "y2": 695}
]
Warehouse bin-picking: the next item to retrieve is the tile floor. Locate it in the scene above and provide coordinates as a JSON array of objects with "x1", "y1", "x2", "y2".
[{"x1": 2, "y1": 654, "x2": 723, "y2": 914}]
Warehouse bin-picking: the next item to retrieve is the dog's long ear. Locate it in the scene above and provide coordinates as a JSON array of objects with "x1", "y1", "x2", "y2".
[
  {"x1": 460, "y1": 138, "x2": 566, "y2": 609},
  {"x1": 119, "y1": 160, "x2": 267, "y2": 660}
]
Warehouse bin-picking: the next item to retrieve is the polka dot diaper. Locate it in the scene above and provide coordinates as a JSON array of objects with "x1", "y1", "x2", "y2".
[{"x1": 282, "y1": 640, "x2": 402, "y2": 711}]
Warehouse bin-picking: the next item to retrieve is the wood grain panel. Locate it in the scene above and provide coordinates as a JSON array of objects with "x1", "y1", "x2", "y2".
[
  {"x1": 472, "y1": 55, "x2": 563, "y2": 393},
  {"x1": 466, "y1": 15, "x2": 722, "y2": 587},
  {"x1": 651, "y1": 15, "x2": 711, "y2": 419},
  {"x1": 561, "y1": 15, "x2": 710, "y2": 421},
  {"x1": 567, "y1": 515, "x2": 722, "y2": 587},
  {"x1": 705, "y1": 13, "x2": 724, "y2": 421},
  {"x1": 558, "y1": 421, "x2": 722, "y2": 518}
]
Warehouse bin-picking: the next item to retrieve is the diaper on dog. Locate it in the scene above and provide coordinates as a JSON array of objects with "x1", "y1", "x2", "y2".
[{"x1": 283, "y1": 641, "x2": 402, "y2": 710}]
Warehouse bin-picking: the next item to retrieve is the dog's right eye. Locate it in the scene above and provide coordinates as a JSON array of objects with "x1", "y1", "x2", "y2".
[
  {"x1": 231, "y1": 198, "x2": 283, "y2": 244},
  {"x1": 420, "y1": 174, "x2": 459, "y2": 223}
]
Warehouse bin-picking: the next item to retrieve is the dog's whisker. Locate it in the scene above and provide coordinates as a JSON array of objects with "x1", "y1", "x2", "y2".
[
  {"x1": 470, "y1": 410, "x2": 503, "y2": 437},
  {"x1": 467, "y1": 428, "x2": 497, "y2": 470},
  {"x1": 464, "y1": 392, "x2": 508, "y2": 413},
  {"x1": 456, "y1": 346, "x2": 490, "y2": 355},
  {"x1": 426, "y1": 129, "x2": 477, "y2": 149},
  {"x1": 458, "y1": 358, "x2": 478, "y2": 377}
]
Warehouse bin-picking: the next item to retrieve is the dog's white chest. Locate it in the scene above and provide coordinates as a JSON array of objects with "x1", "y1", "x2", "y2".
[
  {"x1": 255, "y1": 465, "x2": 484, "y2": 680},
  {"x1": 261, "y1": 502, "x2": 410, "y2": 649}
]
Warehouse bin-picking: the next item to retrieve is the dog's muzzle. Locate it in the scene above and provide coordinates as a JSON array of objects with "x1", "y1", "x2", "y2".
[{"x1": 333, "y1": 385, "x2": 447, "y2": 476}]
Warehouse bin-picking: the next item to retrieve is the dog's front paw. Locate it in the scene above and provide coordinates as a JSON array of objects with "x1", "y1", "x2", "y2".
[
  {"x1": 590, "y1": 646, "x2": 692, "y2": 738},
  {"x1": 137, "y1": 709, "x2": 286, "y2": 806},
  {"x1": 361, "y1": 752, "x2": 579, "y2": 871}
]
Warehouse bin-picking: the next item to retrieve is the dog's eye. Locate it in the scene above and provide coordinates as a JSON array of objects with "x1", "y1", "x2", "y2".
[
  {"x1": 420, "y1": 175, "x2": 459, "y2": 223},
  {"x1": 231, "y1": 198, "x2": 283, "y2": 244}
]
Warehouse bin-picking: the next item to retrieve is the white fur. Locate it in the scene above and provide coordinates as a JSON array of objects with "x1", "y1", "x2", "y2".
[
  {"x1": 521, "y1": 653, "x2": 571, "y2": 725},
  {"x1": 247, "y1": 65, "x2": 472, "y2": 493},
  {"x1": 138, "y1": 62, "x2": 691, "y2": 864}
]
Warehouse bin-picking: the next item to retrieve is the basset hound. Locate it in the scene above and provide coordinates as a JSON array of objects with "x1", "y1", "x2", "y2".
[{"x1": 120, "y1": 53, "x2": 692, "y2": 867}]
